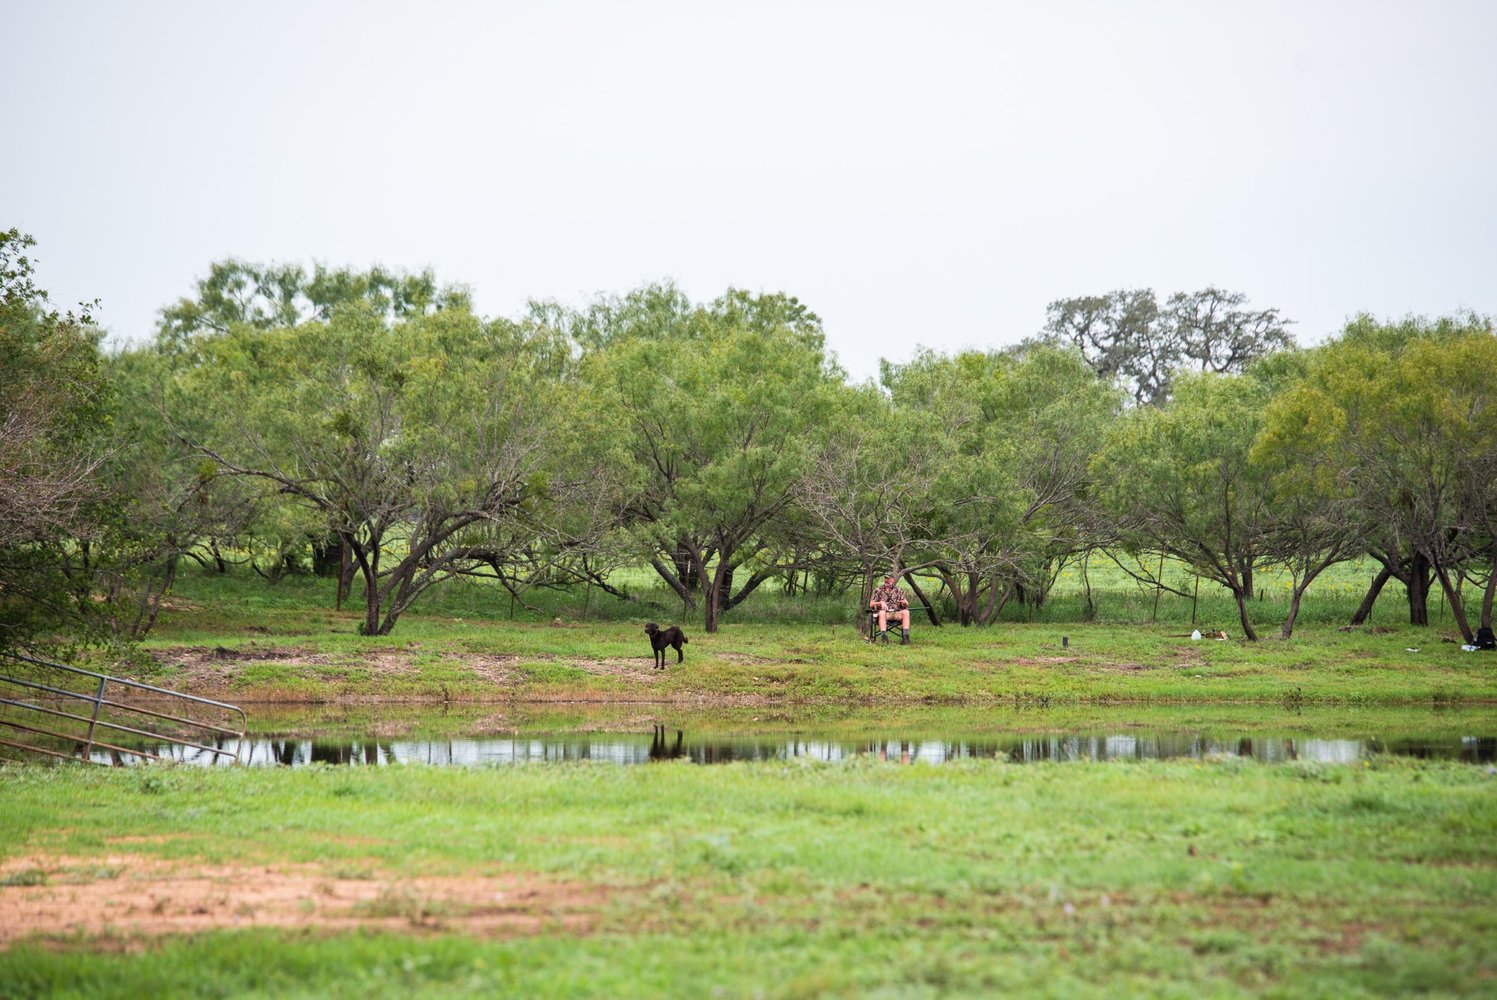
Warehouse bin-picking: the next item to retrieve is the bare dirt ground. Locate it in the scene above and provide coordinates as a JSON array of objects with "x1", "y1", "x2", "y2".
[
  {"x1": 151, "y1": 646, "x2": 665, "y2": 690},
  {"x1": 0, "y1": 852, "x2": 615, "y2": 945}
]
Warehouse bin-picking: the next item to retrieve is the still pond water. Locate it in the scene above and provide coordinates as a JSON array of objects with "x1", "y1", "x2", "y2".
[{"x1": 97, "y1": 707, "x2": 1497, "y2": 768}]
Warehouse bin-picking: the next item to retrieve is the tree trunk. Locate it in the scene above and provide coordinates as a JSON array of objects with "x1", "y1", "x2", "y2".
[
  {"x1": 1280, "y1": 579, "x2": 1317, "y2": 640},
  {"x1": 132, "y1": 553, "x2": 178, "y2": 638},
  {"x1": 902, "y1": 571, "x2": 941, "y2": 627},
  {"x1": 363, "y1": 581, "x2": 381, "y2": 636},
  {"x1": 957, "y1": 572, "x2": 979, "y2": 626},
  {"x1": 703, "y1": 578, "x2": 722, "y2": 633},
  {"x1": 1278, "y1": 587, "x2": 1303, "y2": 639},
  {"x1": 1408, "y1": 552, "x2": 1431, "y2": 626},
  {"x1": 674, "y1": 543, "x2": 700, "y2": 592},
  {"x1": 1348, "y1": 566, "x2": 1392, "y2": 626},
  {"x1": 1232, "y1": 586, "x2": 1259, "y2": 641},
  {"x1": 350, "y1": 542, "x2": 381, "y2": 636},
  {"x1": 700, "y1": 552, "x2": 726, "y2": 634},
  {"x1": 1481, "y1": 568, "x2": 1495, "y2": 632},
  {"x1": 1432, "y1": 561, "x2": 1475, "y2": 643}
]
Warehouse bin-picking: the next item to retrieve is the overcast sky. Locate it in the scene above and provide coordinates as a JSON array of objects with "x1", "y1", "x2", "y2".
[{"x1": 6, "y1": 0, "x2": 1495, "y2": 381}]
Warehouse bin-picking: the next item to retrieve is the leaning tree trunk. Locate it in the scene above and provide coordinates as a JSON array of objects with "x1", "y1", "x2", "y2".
[
  {"x1": 1481, "y1": 569, "x2": 1495, "y2": 631},
  {"x1": 1349, "y1": 566, "x2": 1393, "y2": 626},
  {"x1": 1231, "y1": 585, "x2": 1259, "y2": 641},
  {"x1": 1279, "y1": 587, "x2": 1305, "y2": 640},
  {"x1": 902, "y1": 571, "x2": 941, "y2": 627},
  {"x1": 1432, "y1": 561, "x2": 1475, "y2": 643}
]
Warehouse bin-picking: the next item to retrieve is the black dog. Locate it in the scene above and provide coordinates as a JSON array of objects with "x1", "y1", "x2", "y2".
[{"x1": 644, "y1": 622, "x2": 688, "y2": 669}]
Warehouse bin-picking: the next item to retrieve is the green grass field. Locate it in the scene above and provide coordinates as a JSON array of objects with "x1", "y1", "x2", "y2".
[
  {"x1": 2, "y1": 758, "x2": 1494, "y2": 998},
  {"x1": 5, "y1": 565, "x2": 1495, "y2": 998}
]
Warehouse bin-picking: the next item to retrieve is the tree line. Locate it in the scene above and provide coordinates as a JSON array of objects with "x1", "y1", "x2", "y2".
[{"x1": 3, "y1": 230, "x2": 1494, "y2": 653}]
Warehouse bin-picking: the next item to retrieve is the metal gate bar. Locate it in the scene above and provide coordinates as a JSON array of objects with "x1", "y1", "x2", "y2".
[{"x1": 0, "y1": 651, "x2": 248, "y2": 766}]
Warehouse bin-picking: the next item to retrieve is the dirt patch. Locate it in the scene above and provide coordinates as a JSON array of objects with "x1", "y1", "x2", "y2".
[
  {"x1": 718, "y1": 653, "x2": 777, "y2": 665},
  {"x1": 0, "y1": 853, "x2": 615, "y2": 945},
  {"x1": 1009, "y1": 657, "x2": 1082, "y2": 668},
  {"x1": 152, "y1": 646, "x2": 336, "y2": 687},
  {"x1": 457, "y1": 654, "x2": 522, "y2": 686},
  {"x1": 566, "y1": 658, "x2": 665, "y2": 684}
]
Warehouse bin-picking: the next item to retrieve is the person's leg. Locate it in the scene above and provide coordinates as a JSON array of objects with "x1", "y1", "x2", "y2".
[
  {"x1": 898, "y1": 609, "x2": 911, "y2": 643},
  {"x1": 877, "y1": 608, "x2": 889, "y2": 638}
]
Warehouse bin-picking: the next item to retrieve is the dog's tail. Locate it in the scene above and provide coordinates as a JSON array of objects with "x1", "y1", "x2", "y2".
[{"x1": 680, "y1": 631, "x2": 689, "y2": 644}]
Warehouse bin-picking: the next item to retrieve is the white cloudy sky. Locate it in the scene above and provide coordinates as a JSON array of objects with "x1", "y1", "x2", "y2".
[{"x1": 6, "y1": 0, "x2": 1495, "y2": 381}]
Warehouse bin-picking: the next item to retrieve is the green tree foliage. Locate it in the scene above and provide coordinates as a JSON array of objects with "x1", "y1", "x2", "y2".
[
  {"x1": 881, "y1": 344, "x2": 1118, "y2": 625},
  {"x1": 575, "y1": 284, "x2": 844, "y2": 632},
  {"x1": 156, "y1": 258, "x2": 472, "y2": 346},
  {"x1": 18, "y1": 232, "x2": 1497, "y2": 652},
  {"x1": 1043, "y1": 288, "x2": 1292, "y2": 406},
  {"x1": 1261, "y1": 316, "x2": 1497, "y2": 639},
  {"x1": 0, "y1": 230, "x2": 109, "y2": 653},
  {"x1": 801, "y1": 383, "x2": 946, "y2": 614},
  {"x1": 155, "y1": 259, "x2": 477, "y2": 580},
  {"x1": 83, "y1": 349, "x2": 268, "y2": 638},
  {"x1": 1094, "y1": 372, "x2": 1271, "y2": 640},
  {"x1": 175, "y1": 304, "x2": 582, "y2": 635}
]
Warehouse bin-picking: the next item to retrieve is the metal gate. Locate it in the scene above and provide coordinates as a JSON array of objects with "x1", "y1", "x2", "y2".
[{"x1": 0, "y1": 651, "x2": 247, "y2": 766}]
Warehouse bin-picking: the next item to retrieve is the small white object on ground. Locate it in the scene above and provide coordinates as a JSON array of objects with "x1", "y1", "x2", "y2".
[{"x1": 1191, "y1": 629, "x2": 1201, "y2": 641}]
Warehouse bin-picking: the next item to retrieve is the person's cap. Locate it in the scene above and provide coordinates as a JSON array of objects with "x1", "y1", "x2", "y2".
[{"x1": 883, "y1": 574, "x2": 895, "y2": 581}]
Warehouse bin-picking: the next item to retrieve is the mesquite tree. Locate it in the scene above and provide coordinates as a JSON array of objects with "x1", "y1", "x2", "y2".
[
  {"x1": 575, "y1": 285, "x2": 844, "y2": 632},
  {"x1": 1093, "y1": 372, "x2": 1271, "y2": 640},
  {"x1": 176, "y1": 304, "x2": 581, "y2": 635}
]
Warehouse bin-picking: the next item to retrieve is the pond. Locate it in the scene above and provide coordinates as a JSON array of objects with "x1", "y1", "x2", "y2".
[{"x1": 72, "y1": 704, "x2": 1497, "y2": 768}]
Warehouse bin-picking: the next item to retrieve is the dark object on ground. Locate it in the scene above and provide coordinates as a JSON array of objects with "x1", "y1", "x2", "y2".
[
  {"x1": 1476, "y1": 627, "x2": 1496, "y2": 651},
  {"x1": 644, "y1": 622, "x2": 688, "y2": 668}
]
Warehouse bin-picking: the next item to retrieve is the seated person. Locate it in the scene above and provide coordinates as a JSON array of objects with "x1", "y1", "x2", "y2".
[{"x1": 869, "y1": 574, "x2": 912, "y2": 644}]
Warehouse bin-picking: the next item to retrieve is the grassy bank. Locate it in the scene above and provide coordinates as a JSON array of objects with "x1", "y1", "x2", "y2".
[
  {"x1": 2, "y1": 759, "x2": 1494, "y2": 997},
  {"x1": 110, "y1": 603, "x2": 1497, "y2": 706},
  {"x1": 15, "y1": 562, "x2": 1470, "y2": 709}
]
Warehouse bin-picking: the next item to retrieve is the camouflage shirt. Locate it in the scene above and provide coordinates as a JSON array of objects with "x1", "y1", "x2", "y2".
[{"x1": 871, "y1": 581, "x2": 909, "y2": 610}]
